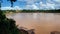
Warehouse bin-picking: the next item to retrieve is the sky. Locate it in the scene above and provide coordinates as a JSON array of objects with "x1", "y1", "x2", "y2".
[{"x1": 1, "y1": 0, "x2": 60, "y2": 10}]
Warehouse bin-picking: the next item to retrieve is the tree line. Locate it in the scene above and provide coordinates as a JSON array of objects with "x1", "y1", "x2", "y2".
[{"x1": 2, "y1": 9, "x2": 60, "y2": 13}]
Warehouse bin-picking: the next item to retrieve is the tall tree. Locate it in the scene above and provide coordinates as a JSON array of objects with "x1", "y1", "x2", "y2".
[
  {"x1": 0, "y1": 0, "x2": 3, "y2": 10},
  {"x1": 7, "y1": 0, "x2": 17, "y2": 7}
]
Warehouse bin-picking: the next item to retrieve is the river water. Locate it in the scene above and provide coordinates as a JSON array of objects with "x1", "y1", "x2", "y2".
[{"x1": 6, "y1": 13, "x2": 60, "y2": 34}]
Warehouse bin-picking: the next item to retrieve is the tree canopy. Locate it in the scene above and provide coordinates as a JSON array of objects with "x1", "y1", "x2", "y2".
[{"x1": 7, "y1": 0, "x2": 17, "y2": 7}]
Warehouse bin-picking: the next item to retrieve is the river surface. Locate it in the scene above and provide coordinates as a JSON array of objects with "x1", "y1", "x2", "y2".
[{"x1": 6, "y1": 13, "x2": 60, "y2": 34}]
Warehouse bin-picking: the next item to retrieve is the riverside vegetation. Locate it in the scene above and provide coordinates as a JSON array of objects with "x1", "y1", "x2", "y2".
[
  {"x1": 0, "y1": 10, "x2": 29, "y2": 34},
  {"x1": 2, "y1": 9, "x2": 60, "y2": 14}
]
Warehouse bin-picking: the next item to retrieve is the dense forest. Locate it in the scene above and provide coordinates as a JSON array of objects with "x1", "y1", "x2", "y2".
[
  {"x1": 18, "y1": 9, "x2": 60, "y2": 13},
  {"x1": 2, "y1": 9, "x2": 60, "y2": 13},
  {"x1": 0, "y1": 10, "x2": 29, "y2": 34}
]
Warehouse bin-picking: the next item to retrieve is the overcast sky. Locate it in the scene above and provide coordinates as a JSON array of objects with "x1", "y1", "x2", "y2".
[{"x1": 1, "y1": 0, "x2": 60, "y2": 10}]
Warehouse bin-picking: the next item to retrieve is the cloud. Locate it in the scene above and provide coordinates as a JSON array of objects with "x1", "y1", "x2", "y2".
[
  {"x1": 39, "y1": 1, "x2": 56, "y2": 10},
  {"x1": 25, "y1": 4, "x2": 39, "y2": 10},
  {"x1": 1, "y1": 0, "x2": 60, "y2": 10},
  {"x1": 53, "y1": 0, "x2": 60, "y2": 3},
  {"x1": 1, "y1": 6, "x2": 22, "y2": 10},
  {"x1": 13, "y1": 6, "x2": 22, "y2": 10},
  {"x1": 17, "y1": 0, "x2": 60, "y2": 10},
  {"x1": 1, "y1": 7, "x2": 12, "y2": 10}
]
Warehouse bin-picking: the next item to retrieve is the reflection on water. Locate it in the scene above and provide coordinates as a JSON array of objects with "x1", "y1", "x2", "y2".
[{"x1": 6, "y1": 13, "x2": 60, "y2": 34}]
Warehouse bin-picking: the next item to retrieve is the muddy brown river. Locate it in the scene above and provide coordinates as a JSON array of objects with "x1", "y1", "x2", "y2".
[{"x1": 6, "y1": 13, "x2": 60, "y2": 34}]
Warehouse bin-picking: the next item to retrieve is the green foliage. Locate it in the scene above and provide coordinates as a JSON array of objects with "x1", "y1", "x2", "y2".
[
  {"x1": 2, "y1": 9, "x2": 60, "y2": 13},
  {"x1": 7, "y1": 0, "x2": 17, "y2": 7},
  {"x1": 0, "y1": 11, "x2": 20, "y2": 34},
  {"x1": 0, "y1": 11, "x2": 29, "y2": 34}
]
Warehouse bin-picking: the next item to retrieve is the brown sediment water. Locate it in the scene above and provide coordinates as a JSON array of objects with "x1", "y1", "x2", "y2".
[{"x1": 6, "y1": 13, "x2": 60, "y2": 34}]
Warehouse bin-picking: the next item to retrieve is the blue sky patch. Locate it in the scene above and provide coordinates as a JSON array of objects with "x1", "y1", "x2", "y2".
[{"x1": 1, "y1": 0, "x2": 60, "y2": 10}]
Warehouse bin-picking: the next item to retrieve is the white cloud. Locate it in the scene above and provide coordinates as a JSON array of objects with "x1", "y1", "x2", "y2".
[
  {"x1": 53, "y1": 0, "x2": 60, "y2": 3},
  {"x1": 46, "y1": 3, "x2": 55, "y2": 9},
  {"x1": 1, "y1": 7, "x2": 13, "y2": 10},
  {"x1": 25, "y1": 4, "x2": 39, "y2": 10},
  {"x1": 13, "y1": 6, "x2": 22, "y2": 10},
  {"x1": 39, "y1": 1, "x2": 56, "y2": 10},
  {"x1": 32, "y1": 4, "x2": 39, "y2": 9},
  {"x1": 15, "y1": 0, "x2": 60, "y2": 10},
  {"x1": 1, "y1": 6, "x2": 22, "y2": 10},
  {"x1": 1, "y1": 0, "x2": 60, "y2": 10}
]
